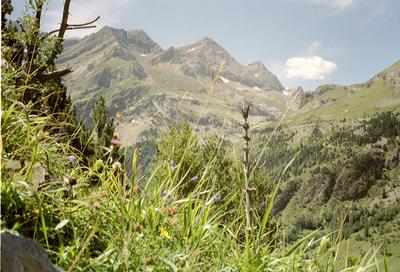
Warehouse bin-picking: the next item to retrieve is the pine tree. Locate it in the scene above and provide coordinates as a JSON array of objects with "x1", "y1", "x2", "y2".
[
  {"x1": 91, "y1": 95, "x2": 118, "y2": 162},
  {"x1": 92, "y1": 96, "x2": 108, "y2": 141}
]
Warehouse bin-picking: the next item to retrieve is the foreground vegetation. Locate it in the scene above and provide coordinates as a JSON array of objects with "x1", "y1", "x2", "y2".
[
  {"x1": 1, "y1": 0, "x2": 398, "y2": 271},
  {"x1": 1, "y1": 98, "x2": 389, "y2": 271}
]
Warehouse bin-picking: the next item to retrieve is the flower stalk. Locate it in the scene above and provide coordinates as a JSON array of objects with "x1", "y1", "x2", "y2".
[{"x1": 240, "y1": 102, "x2": 255, "y2": 232}]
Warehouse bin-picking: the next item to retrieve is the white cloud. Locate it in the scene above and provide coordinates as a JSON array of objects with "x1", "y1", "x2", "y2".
[{"x1": 285, "y1": 56, "x2": 337, "y2": 80}]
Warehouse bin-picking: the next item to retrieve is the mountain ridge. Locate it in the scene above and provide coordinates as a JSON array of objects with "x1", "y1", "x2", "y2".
[{"x1": 58, "y1": 26, "x2": 399, "y2": 147}]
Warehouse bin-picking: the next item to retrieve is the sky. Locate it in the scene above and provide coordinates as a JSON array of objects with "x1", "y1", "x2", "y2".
[{"x1": 11, "y1": 0, "x2": 400, "y2": 90}]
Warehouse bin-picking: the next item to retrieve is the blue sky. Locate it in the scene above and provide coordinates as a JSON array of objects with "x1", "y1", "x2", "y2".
[{"x1": 12, "y1": 0, "x2": 400, "y2": 90}]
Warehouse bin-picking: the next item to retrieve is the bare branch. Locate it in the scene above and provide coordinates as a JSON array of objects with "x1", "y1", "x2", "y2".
[
  {"x1": 48, "y1": 25, "x2": 97, "y2": 36},
  {"x1": 47, "y1": 16, "x2": 100, "y2": 35},
  {"x1": 67, "y1": 16, "x2": 100, "y2": 27}
]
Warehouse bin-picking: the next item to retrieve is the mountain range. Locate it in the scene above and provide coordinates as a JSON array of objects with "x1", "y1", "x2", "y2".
[
  {"x1": 56, "y1": 26, "x2": 400, "y2": 268},
  {"x1": 58, "y1": 26, "x2": 400, "y2": 146}
]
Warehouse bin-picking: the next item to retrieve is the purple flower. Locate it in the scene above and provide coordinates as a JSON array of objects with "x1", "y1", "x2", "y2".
[
  {"x1": 193, "y1": 192, "x2": 199, "y2": 198},
  {"x1": 191, "y1": 176, "x2": 198, "y2": 182},
  {"x1": 214, "y1": 195, "x2": 221, "y2": 203},
  {"x1": 166, "y1": 197, "x2": 173, "y2": 205},
  {"x1": 162, "y1": 191, "x2": 168, "y2": 197},
  {"x1": 67, "y1": 155, "x2": 78, "y2": 166},
  {"x1": 170, "y1": 160, "x2": 177, "y2": 170}
]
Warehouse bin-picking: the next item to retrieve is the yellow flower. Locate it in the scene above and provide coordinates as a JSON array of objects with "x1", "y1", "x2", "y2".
[{"x1": 160, "y1": 227, "x2": 170, "y2": 239}]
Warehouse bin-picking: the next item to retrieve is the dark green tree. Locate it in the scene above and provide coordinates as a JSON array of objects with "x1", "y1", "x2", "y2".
[
  {"x1": 92, "y1": 96, "x2": 108, "y2": 140},
  {"x1": 91, "y1": 96, "x2": 117, "y2": 162}
]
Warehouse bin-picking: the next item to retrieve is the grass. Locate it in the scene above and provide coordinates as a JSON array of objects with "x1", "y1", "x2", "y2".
[
  {"x1": 3, "y1": 40, "x2": 397, "y2": 271},
  {"x1": 2, "y1": 85, "x2": 388, "y2": 272}
]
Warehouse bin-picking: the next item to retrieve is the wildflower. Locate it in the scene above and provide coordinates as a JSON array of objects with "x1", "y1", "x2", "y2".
[
  {"x1": 162, "y1": 190, "x2": 168, "y2": 197},
  {"x1": 166, "y1": 207, "x2": 176, "y2": 216},
  {"x1": 170, "y1": 160, "x2": 177, "y2": 170},
  {"x1": 110, "y1": 138, "x2": 121, "y2": 146},
  {"x1": 166, "y1": 197, "x2": 173, "y2": 205},
  {"x1": 160, "y1": 227, "x2": 170, "y2": 239},
  {"x1": 110, "y1": 138, "x2": 121, "y2": 151},
  {"x1": 191, "y1": 175, "x2": 198, "y2": 182},
  {"x1": 193, "y1": 191, "x2": 199, "y2": 198},
  {"x1": 67, "y1": 155, "x2": 78, "y2": 166},
  {"x1": 214, "y1": 195, "x2": 221, "y2": 203}
]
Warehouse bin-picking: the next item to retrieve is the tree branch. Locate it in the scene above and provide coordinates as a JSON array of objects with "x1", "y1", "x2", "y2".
[
  {"x1": 58, "y1": 0, "x2": 72, "y2": 38},
  {"x1": 36, "y1": 68, "x2": 72, "y2": 81},
  {"x1": 67, "y1": 16, "x2": 100, "y2": 27},
  {"x1": 48, "y1": 25, "x2": 97, "y2": 36}
]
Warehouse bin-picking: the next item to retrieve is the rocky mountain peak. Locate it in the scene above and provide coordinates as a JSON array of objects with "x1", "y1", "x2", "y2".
[
  {"x1": 196, "y1": 37, "x2": 222, "y2": 48},
  {"x1": 95, "y1": 26, "x2": 127, "y2": 41},
  {"x1": 62, "y1": 25, "x2": 284, "y2": 92},
  {"x1": 127, "y1": 29, "x2": 162, "y2": 53},
  {"x1": 247, "y1": 61, "x2": 272, "y2": 75},
  {"x1": 85, "y1": 26, "x2": 161, "y2": 54},
  {"x1": 179, "y1": 36, "x2": 232, "y2": 60}
]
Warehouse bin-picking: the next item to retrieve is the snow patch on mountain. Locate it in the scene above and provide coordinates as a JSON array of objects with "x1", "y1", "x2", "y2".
[
  {"x1": 220, "y1": 76, "x2": 230, "y2": 83},
  {"x1": 185, "y1": 47, "x2": 198, "y2": 53}
]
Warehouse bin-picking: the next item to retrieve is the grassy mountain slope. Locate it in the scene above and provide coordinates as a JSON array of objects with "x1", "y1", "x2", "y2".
[{"x1": 286, "y1": 61, "x2": 400, "y2": 123}]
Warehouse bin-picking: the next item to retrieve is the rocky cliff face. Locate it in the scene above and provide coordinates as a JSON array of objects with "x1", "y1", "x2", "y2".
[
  {"x1": 152, "y1": 37, "x2": 283, "y2": 91},
  {"x1": 58, "y1": 26, "x2": 290, "y2": 146},
  {"x1": 284, "y1": 86, "x2": 309, "y2": 110},
  {"x1": 373, "y1": 60, "x2": 400, "y2": 89}
]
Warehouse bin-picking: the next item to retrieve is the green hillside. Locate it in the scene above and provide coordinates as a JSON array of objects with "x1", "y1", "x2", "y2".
[{"x1": 287, "y1": 79, "x2": 400, "y2": 123}]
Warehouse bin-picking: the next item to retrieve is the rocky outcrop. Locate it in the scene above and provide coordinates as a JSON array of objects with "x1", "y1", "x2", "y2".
[
  {"x1": 374, "y1": 60, "x2": 400, "y2": 89},
  {"x1": 151, "y1": 37, "x2": 284, "y2": 91},
  {"x1": 1, "y1": 232, "x2": 61, "y2": 272},
  {"x1": 285, "y1": 87, "x2": 308, "y2": 109}
]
